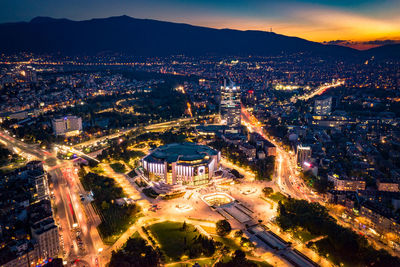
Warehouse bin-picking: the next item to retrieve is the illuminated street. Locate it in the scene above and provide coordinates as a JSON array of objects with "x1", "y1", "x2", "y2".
[{"x1": 1, "y1": 12, "x2": 399, "y2": 266}]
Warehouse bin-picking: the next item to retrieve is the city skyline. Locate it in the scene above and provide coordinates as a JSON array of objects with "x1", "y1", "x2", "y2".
[
  {"x1": 1, "y1": 0, "x2": 400, "y2": 50},
  {"x1": 1, "y1": 1, "x2": 400, "y2": 266}
]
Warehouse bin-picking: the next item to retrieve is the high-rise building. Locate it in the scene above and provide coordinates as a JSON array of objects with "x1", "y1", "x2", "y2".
[
  {"x1": 297, "y1": 144, "x2": 312, "y2": 167},
  {"x1": 220, "y1": 80, "x2": 241, "y2": 133},
  {"x1": 31, "y1": 219, "x2": 59, "y2": 259},
  {"x1": 52, "y1": 116, "x2": 82, "y2": 136},
  {"x1": 29, "y1": 200, "x2": 59, "y2": 260},
  {"x1": 314, "y1": 96, "x2": 332, "y2": 115},
  {"x1": 30, "y1": 170, "x2": 49, "y2": 201},
  {"x1": 20, "y1": 66, "x2": 37, "y2": 84},
  {"x1": 25, "y1": 161, "x2": 49, "y2": 201}
]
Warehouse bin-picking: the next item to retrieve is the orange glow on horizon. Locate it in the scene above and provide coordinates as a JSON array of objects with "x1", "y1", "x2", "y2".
[{"x1": 168, "y1": 8, "x2": 400, "y2": 50}]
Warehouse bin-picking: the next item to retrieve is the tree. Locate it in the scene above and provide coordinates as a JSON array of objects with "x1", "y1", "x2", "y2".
[
  {"x1": 101, "y1": 201, "x2": 110, "y2": 210},
  {"x1": 234, "y1": 230, "x2": 243, "y2": 238},
  {"x1": 109, "y1": 236, "x2": 161, "y2": 267},
  {"x1": 216, "y1": 220, "x2": 232, "y2": 237},
  {"x1": 240, "y1": 237, "x2": 254, "y2": 248},
  {"x1": 221, "y1": 245, "x2": 230, "y2": 256},
  {"x1": 262, "y1": 187, "x2": 274, "y2": 197},
  {"x1": 275, "y1": 198, "x2": 400, "y2": 266},
  {"x1": 78, "y1": 167, "x2": 87, "y2": 178},
  {"x1": 215, "y1": 249, "x2": 257, "y2": 267},
  {"x1": 232, "y1": 249, "x2": 246, "y2": 262}
]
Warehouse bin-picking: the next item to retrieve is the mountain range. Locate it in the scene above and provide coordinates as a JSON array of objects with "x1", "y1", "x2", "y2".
[{"x1": 0, "y1": 15, "x2": 398, "y2": 58}]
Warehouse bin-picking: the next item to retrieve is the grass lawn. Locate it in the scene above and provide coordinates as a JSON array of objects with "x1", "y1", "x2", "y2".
[
  {"x1": 197, "y1": 226, "x2": 243, "y2": 252},
  {"x1": 90, "y1": 165, "x2": 104, "y2": 174},
  {"x1": 148, "y1": 221, "x2": 200, "y2": 261},
  {"x1": 200, "y1": 225, "x2": 217, "y2": 235},
  {"x1": 196, "y1": 226, "x2": 241, "y2": 251},
  {"x1": 268, "y1": 192, "x2": 287, "y2": 203},
  {"x1": 166, "y1": 258, "x2": 215, "y2": 267},
  {"x1": 131, "y1": 231, "x2": 141, "y2": 239},
  {"x1": 292, "y1": 228, "x2": 318, "y2": 243},
  {"x1": 213, "y1": 236, "x2": 241, "y2": 251},
  {"x1": 187, "y1": 218, "x2": 216, "y2": 224},
  {"x1": 110, "y1": 162, "x2": 127, "y2": 173},
  {"x1": 99, "y1": 211, "x2": 142, "y2": 245},
  {"x1": 216, "y1": 256, "x2": 272, "y2": 267}
]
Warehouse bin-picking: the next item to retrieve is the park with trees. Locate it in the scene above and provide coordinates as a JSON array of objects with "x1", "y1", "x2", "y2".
[
  {"x1": 276, "y1": 198, "x2": 400, "y2": 266},
  {"x1": 79, "y1": 170, "x2": 141, "y2": 243},
  {"x1": 109, "y1": 235, "x2": 162, "y2": 267},
  {"x1": 146, "y1": 221, "x2": 216, "y2": 262}
]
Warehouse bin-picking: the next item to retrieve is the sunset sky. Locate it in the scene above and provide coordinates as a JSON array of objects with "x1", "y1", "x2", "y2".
[{"x1": 1, "y1": 0, "x2": 400, "y2": 49}]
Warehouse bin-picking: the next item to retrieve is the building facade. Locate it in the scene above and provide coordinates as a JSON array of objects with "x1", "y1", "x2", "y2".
[
  {"x1": 220, "y1": 80, "x2": 241, "y2": 133},
  {"x1": 51, "y1": 116, "x2": 82, "y2": 136},
  {"x1": 297, "y1": 144, "x2": 312, "y2": 167},
  {"x1": 31, "y1": 219, "x2": 59, "y2": 260},
  {"x1": 142, "y1": 143, "x2": 220, "y2": 186},
  {"x1": 1, "y1": 240, "x2": 41, "y2": 267},
  {"x1": 314, "y1": 96, "x2": 332, "y2": 115},
  {"x1": 328, "y1": 174, "x2": 366, "y2": 191},
  {"x1": 377, "y1": 180, "x2": 400, "y2": 192}
]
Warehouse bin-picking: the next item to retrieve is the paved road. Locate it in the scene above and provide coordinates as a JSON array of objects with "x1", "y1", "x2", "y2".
[{"x1": 0, "y1": 129, "x2": 103, "y2": 267}]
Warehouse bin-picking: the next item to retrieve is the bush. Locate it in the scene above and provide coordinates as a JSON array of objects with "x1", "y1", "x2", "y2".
[
  {"x1": 268, "y1": 192, "x2": 287, "y2": 203},
  {"x1": 216, "y1": 220, "x2": 232, "y2": 237},
  {"x1": 162, "y1": 191, "x2": 185, "y2": 200},
  {"x1": 234, "y1": 230, "x2": 243, "y2": 238},
  {"x1": 142, "y1": 187, "x2": 159, "y2": 198},
  {"x1": 262, "y1": 187, "x2": 274, "y2": 197},
  {"x1": 110, "y1": 162, "x2": 127, "y2": 173},
  {"x1": 215, "y1": 249, "x2": 257, "y2": 267},
  {"x1": 109, "y1": 236, "x2": 161, "y2": 267},
  {"x1": 230, "y1": 169, "x2": 243, "y2": 178}
]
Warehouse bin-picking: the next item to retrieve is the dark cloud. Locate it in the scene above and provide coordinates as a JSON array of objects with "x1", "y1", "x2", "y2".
[
  {"x1": 323, "y1": 40, "x2": 350, "y2": 45},
  {"x1": 362, "y1": 39, "x2": 399, "y2": 45},
  {"x1": 324, "y1": 39, "x2": 400, "y2": 46}
]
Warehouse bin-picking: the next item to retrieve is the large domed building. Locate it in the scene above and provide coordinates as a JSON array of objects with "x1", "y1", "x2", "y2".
[{"x1": 142, "y1": 143, "x2": 220, "y2": 186}]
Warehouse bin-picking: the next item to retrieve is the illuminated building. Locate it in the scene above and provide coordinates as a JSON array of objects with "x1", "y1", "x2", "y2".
[
  {"x1": 142, "y1": 143, "x2": 220, "y2": 186},
  {"x1": 359, "y1": 201, "x2": 400, "y2": 238},
  {"x1": 31, "y1": 219, "x2": 59, "y2": 260},
  {"x1": 314, "y1": 96, "x2": 332, "y2": 115},
  {"x1": 19, "y1": 66, "x2": 37, "y2": 84},
  {"x1": 23, "y1": 161, "x2": 49, "y2": 201},
  {"x1": 0, "y1": 240, "x2": 40, "y2": 267},
  {"x1": 29, "y1": 200, "x2": 59, "y2": 262},
  {"x1": 377, "y1": 179, "x2": 399, "y2": 192},
  {"x1": 26, "y1": 169, "x2": 49, "y2": 201},
  {"x1": 220, "y1": 80, "x2": 241, "y2": 133},
  {"x1": 328, "y1": 174, "x2": 366, "y2": 191},
  {"x1": 51, "y1": 116, "x2": 82, "y2": 136},
  {"x1": 296, "y1": 144, "x2": 311, "y2": 167}
]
